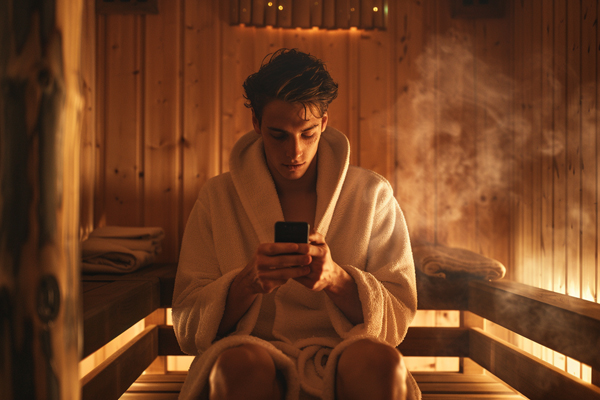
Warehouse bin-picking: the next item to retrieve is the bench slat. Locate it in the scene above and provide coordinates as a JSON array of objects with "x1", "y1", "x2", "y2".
[
  {"x1": 469, "y1": 328, "x2": 600, "y2": 400},
  {"x1": 157, "y1": 325, "x2": 470, "y2": 358},
  {"x1": 81, "y1": 325, "x2": 159, "y2": 400},
  {"x1": 469, "y1": 280, "x2": 600, "y2": 371}
]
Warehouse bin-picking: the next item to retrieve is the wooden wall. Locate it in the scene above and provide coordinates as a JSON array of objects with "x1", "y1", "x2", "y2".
[{"x1": 79, "y1": 0, "x2": 600, "y2": 371}]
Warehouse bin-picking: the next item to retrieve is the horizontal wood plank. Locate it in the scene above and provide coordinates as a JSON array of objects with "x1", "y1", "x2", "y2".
[
  {"x1": 469, "y1": 328, "x2": 600, "y2": 400},
  {"x1": 417, "y1": 271, "x2": 470, "y2": 310},
  {"x1": 468, "y1": 280, "x2": 600, "y2": 370},
  {"x1": 81, "y1": 325, "x2": 159, "y2": 400},
  {"x1": 158, "y1": 325, "x2": 469, "y2": 358},
  {"x1": 399, "y1": 327, "x2": 469, "y2": 357},
  {"x1": 124, "y1": 372, "x2": 524, "y2": 400}
]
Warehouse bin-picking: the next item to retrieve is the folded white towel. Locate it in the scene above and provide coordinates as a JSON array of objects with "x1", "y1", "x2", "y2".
[
  {"x1": 88, "y1": 226, "x2": 165, "y2": 242},
  {"x1": 412, "y1": 243, "x2": 506, "y2": 280},
  {"x1": 81, "y1": 237, "x2": 156, "y2": 273}
]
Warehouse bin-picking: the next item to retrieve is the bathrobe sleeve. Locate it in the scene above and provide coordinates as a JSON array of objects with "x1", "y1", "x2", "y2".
[
  {"x1": 171, "y1": 183, "x2": 262, "y2": 356},
  {"x1": 325, "y1": 174, "x2": 418, "y2": 347}
]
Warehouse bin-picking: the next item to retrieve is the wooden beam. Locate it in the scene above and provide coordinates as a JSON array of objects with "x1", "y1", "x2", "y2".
[
  {"x1": 157, "y1": 325, "x2": 470, "y2": 358},
  {"x1": 1, "y1": 0, "x2": 83, "y2": 397},
  {"x1": 398, "y1": 327, "x2": 469, "y2": 357},
  {"x1": 81, "y1": 325, "x2": 159, "y2": 400},
  {"x1": 469, "y1": 328, "x2": 600, "y2": 400},
  {"x1": 469, "y1": 280, "x2": 600, "y2": 371}
]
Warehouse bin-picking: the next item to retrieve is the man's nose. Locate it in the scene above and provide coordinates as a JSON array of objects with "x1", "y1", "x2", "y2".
[{"x1": 287, "y1": 137, "x2": 303, "y2": 160}]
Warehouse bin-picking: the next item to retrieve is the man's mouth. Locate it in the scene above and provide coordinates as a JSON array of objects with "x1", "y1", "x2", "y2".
[{"x1": 285, "y1": 162, "x2": 305, "y2": 171}]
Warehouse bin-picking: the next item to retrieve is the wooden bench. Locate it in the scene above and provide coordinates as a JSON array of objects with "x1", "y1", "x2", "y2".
[{"x1": 80, "y1": 264, "x2": 600, "y2": 400}]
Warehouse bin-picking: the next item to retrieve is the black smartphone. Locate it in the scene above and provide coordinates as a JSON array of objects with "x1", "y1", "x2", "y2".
[{"x1": 274, "y1": 221, "x2": 310, "y2": 243}]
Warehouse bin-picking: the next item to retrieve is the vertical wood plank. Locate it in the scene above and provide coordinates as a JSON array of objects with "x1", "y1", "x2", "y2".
[
  {"x1": 277, "y1": 0, "x2": 292, "y2": 28},
  {"x1": 239, "y1": 0, "x2": 251, "y2": 25},
  {"x1": 293, "y1": 0, "x2": 311, "y2": 29},
  {"x1": 220, "y1": 4, "x2": 258, "y2": 173},
  {"x1": 596, "y1": 0, "x2": 600, "y2": 307},
  {"x1": 434, "y1": 1, "x2": 477, "y2": 250},
  {"x1": 394, "y1": 0, "x2": 435, "y2": 243},
  {"x1": 357, "y1": 30, "x2": 393, "y2": 182},
  {"x1": 318, "y1": 31, "x2": 353, "y2": 156},
  {"x1": 265, "y1": 0, "x2": 276, "y2": 26},
  {"x1": 551, "y1": 0, "x2": 569, "y2": 372},
  {"x1": 530, "y1": 0, "x2": 543, "y2": 291},
  {"x1": 335, "y1": 0, "x2": 349, "y2": 29},
  {"x1": 252, "y1": 0, "x2": 266, "y2": 26},
  {"x1": 473, "y1": 13, "x2": 512, "y2": 270},
  {"x1": 553, "y1": 0, "x2": 568, "y2": 298},
  {"x1": 580, "y1": 0, "x2": 597, "y2": 303},
  {"x1": 322, "y1": 0, "x2": 335, "y2": 28},
  {"x1": 94, "y1": 14, "x2": 107, "y2": 229},
  {"x1": 81, "y1": 0, "x2": 96, "y2": 239},
  {"x1": 540, "y1": 0, "x2": 555, "y2": 298},
  {"x1": 512, "y1": 0, "x2": 525, "y2": 284},
  {"x1": 349, "y1": 0, "x2": 360, "y2": 27},
  {"x1": 373, "y1": 0, "x2": 385, "y2": 29},
  {"x1": 310, "y1": 0, "x2": 323, "y2": 27},
  {"x1": 360, "y1": 0, "x2": 374, "y2": 29},
  {"x1": 103, "y1": 14, "x2": 143, "y2": 227},
  {"x1": 181, "y1": 0, "x2": 222, "y2": 236},
  {"x1": 144, "y1": 0, "x2": 182, "y2": 262},
  {"x1": 521, "y1": 0, "x2": 534, "y2": 289},
  {"x1": 566, "y1": 0, "x2": 582, "y2": 299}
]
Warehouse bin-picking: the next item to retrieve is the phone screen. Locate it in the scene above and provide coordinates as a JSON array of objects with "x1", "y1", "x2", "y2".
[{"x1": 274, "y1": 221, "x2": 310, "y2": 243}]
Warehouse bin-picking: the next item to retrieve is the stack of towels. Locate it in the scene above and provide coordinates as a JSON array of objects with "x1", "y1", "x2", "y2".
[
  {"x1": 412, "y1": 243, "x2": 506, "y2": 280},
  {"x1": 81, "y1": 226, "x2": 165, "y2": 274}
]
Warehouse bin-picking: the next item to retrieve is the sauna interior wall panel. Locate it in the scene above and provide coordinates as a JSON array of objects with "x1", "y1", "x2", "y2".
[{"x1": 84, "y1": 0, "x2": 600, "y2": 312}]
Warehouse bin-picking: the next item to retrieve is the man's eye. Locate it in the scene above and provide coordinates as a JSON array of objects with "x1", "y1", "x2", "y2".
[{"x1": 270, "y1": 133, "x2": 286, "y2": 140}]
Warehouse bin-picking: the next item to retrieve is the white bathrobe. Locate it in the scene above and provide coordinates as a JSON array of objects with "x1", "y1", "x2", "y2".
[{"x1": 172, "y1": 127, "x2": 420, "y2": 400}]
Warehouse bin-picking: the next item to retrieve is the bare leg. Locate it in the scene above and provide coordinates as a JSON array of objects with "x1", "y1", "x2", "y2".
[
  {"x1": 208, "y1": 343, "x2": 284, "y2": 400},
  {"x1": 336, "y1": 339, "x2": 407, "y2": 400}
]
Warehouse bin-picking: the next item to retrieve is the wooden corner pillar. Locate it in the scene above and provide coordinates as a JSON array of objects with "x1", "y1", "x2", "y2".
[{"x1": 0, "y1": 0, "x2": 84, "y2": 399}]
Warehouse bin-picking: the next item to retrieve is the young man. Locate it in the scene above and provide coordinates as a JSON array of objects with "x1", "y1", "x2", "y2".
[{"x1": 173, "y1": 49, "x2": 420, "y2": 400}]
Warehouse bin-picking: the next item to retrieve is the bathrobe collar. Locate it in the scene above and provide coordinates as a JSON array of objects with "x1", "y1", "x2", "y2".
[{"x1": 229, "y1": 126, "x2": 350, "y2": 244}]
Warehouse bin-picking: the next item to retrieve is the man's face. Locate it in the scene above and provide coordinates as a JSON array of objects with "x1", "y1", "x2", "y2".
[{"x1": 253, "y1": 99, "x2": 328, "y2": 183}]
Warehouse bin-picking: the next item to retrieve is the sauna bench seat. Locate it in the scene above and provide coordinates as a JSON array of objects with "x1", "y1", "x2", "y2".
[
  {"x1": 80, "y1": 263, "x2": 600, "y2": 400},
  {"x1": 81, "y1": 263, "x2": 176, "y2": 359}
]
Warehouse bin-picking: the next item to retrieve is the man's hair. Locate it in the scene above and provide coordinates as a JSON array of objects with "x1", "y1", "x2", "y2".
[{"x1": 243, "y1": 48, "x2": 338, "y2": 124}]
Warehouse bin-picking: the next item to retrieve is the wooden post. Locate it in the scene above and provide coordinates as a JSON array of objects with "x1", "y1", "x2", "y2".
[{"x1": 0, "y1": 0, "x2": 83, "y2": 399}]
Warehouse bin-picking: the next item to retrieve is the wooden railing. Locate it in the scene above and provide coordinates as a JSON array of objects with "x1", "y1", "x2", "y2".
[{"x1": 80, "y1": 264, "x2": 600, "y2": 400}]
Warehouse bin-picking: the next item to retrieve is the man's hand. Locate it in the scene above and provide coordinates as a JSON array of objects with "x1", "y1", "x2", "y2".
[
  {"x1": 218, "y1": 242, "x2": 312, "y2": 336},
  {"x1": 293, "y1": 231, "x2": 342, "y2": 291},
  {"x1": 294, "y1": 231, "x2": 364, "y2": 325},
  {"x1": 239, "y1": 242, "x2": 313, "y2": 294}
]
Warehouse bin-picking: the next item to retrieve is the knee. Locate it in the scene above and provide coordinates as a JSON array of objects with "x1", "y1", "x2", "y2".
[
  {"x1": 337, "y1": 339, "x2": 405, "y2": 382},
  {"x1": 210, "y1": 344, "x2": 277, "y2": 386},
  {"x1": 336, "y1": 340, "x2": 407, "y2": 400}
]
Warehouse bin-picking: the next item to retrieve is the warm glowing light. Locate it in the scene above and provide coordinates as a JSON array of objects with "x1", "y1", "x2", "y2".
[
  {"x1": 267, "y1": 2, "x2": 273, "y2": 6},
  {"x1": 278, "y1": 5, "x2": 284, "y2": 10},
  {"x1": 350, "y1": 7, "x2": 355, "y2": 12},
  {"x1": 373, "y1": 6, "x2": 379, "y2": 12}
]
